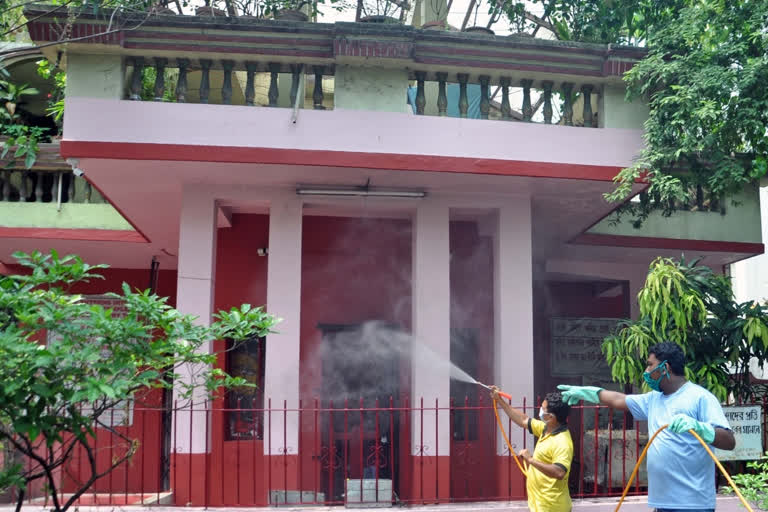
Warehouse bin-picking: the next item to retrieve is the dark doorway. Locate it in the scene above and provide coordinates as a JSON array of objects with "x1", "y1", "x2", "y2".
[
  {"x1": 317, "y1": 323, "x2": 402, "y2": 504},
  {"x1": 450, "y1": 328, "x2": 494, "y2": 500}
]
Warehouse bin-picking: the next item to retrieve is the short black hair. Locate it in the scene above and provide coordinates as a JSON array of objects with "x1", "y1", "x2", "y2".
[
  {"x1": 544, "y1": 391, "x2": 571, "y2": 424},
  {"x1": 648, "y1": 342, "x2": 686, "y2": 376}
]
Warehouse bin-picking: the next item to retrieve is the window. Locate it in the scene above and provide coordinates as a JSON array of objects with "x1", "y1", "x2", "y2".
[{"x1": 226, "y1": 336, "x2": 265, "y2": 440}]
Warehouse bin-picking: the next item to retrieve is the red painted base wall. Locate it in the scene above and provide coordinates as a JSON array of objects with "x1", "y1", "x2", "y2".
[{"x1": 1, "y1": 263, "x2": 177, "y2": 499}]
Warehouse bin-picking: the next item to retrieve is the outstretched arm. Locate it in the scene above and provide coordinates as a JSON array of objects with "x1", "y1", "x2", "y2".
[
  {"x1": 490, "y1": 387, "x2": 529, "y2": 429},
  {"x1": 557, "y1": 385, "x2": 629, "y2": 412},
  {"x1": 596, "y1": 389, "x2": 629, "y2": 411}
]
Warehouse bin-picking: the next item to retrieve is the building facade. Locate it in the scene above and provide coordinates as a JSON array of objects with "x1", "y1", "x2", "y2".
[{"x1": 0, "y1": 7, "x2": 763, "y2": 506}]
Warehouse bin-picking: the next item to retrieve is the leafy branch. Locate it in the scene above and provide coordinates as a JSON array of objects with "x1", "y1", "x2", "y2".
[
  {"x1": 0, "y1": 250, "x2": 279, "y2": 512},
  {"x1": 602, "y1": 256, "x2": 768, "y2": 403}
]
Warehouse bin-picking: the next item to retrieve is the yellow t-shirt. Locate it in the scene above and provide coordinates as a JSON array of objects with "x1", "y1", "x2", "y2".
[{"x1": 526, "y1": 418, "x2": 574, "y2": 512}]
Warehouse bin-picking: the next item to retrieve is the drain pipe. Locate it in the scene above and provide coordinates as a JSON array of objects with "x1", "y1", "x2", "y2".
[
  {"x1": 56, "y1": 172, "x2": 63, "y2": 212},
  {"x1": 291, "y1": 71, "x2": 305, "y2": 124}
]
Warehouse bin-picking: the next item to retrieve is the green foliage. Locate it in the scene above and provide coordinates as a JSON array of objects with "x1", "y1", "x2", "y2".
[
  {"x1": 0, "y1": 250, "x2": 279, "y2": 511},
  {"x1": 490, "y1": 0, "x2": 656, "y2": 43},
  {"x1": 0, "y1": 72, "x2": 48, "y2": 169},
  {"x1": 260, "y1": 0, "x2": 348, "y2": 17},
  {"x1": 491, "y1": 0, "x2": 768, "y2": 223},
  {"x1": 602, "y1": 257, "x2": 768, "y2": 402},
  {"x1": 608, "y1": 0, "x2": 768, "y2": 219},
  {"x1": 37, "y1": 59, "x2": 67, "y2": 128},
  {"x1": 0, "y1": 124, "x2": 48, "y2": 169},
  {"x1": 139, "y1": 66, "x2": 178, "y2": 102},
  {"x1": 721, "y1": 451, "x2": 768, "y2": 510}
]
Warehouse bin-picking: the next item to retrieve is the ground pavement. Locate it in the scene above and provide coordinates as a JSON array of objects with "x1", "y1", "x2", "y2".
[{"x1": 0, "y1": 496, "x2": 748, "y2": 512}]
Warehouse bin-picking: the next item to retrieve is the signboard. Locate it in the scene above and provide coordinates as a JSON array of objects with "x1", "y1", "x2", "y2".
[
  {"x1": 715, "y1": 406, "x2": 763, "y2": 461},
  {"x1": 550, "y1": 317, "x2": 622, "y2": 380}
]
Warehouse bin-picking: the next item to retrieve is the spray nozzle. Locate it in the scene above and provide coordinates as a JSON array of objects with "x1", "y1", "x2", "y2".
[{"x1": 477, "y1": 382, "x2": 512, "y2": 401}]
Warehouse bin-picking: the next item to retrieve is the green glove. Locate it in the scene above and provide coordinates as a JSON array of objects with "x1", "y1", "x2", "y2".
[
  {"x1": 668, "y1": 413, "x2": 715, "y2": 444},
  {"x1": 557, "y1": 385, "x2": 603, "y2": 405}
]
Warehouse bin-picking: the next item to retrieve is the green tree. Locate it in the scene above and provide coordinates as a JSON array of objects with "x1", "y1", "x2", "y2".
[
  {"x1": 494, "y1": 0, "x2": 768, "y2": 223},
  {"x1": 0, "y1": 68, "x2": 47, "y2": 169},
  {"x1": 609, "y1": 0, "x2": 768, "y2": 225},
  {"x1": 0, "y1": 250, "x2": 279, "y2": 512},
  {"x1": 602, "y1": 256, "x2": 768, "y2": 402}
]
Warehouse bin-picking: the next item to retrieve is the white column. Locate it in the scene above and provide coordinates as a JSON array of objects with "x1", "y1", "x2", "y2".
[
  {"x1": 173, "y1": 186, "x2": 218, "y2": 454},
  {"x1": 263, "y1": 197, "x2": 303, "y2": 455},
  {"x1": 411, "y1": 202, "x2": 451, "y2": 456},
  {"x1": 493, "y1": 198, "x2": 534, "y2": 453}
]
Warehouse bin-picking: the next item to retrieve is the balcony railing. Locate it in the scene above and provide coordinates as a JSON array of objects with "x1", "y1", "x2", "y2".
[
  {"x1": 0, "y1": 170, "x2": 105, "y2": 204},
  {"x1": 126, "y1": 56, "x2": 599, "y2": 126},
  {"x1": 125, "y1": 58, "x2": 334, "y2": 111}
]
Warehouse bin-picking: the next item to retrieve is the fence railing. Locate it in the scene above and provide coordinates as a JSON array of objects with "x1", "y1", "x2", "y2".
[{"x1": 7, "y1": 397, "x2": 761, "y2": 508}]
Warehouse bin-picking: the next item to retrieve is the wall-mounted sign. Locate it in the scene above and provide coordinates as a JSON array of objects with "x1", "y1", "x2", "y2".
[
  {"x1": 715, "y1": 406, "x2": 762, "y2": 461},
  {"x1": 550, "y1": 317, "x2": 622, "y2": 380}
]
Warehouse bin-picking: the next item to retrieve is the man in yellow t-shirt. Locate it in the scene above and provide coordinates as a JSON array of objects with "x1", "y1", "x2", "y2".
[{"x1": 491, "y1": 388, "x2": 574, "y2": 512}]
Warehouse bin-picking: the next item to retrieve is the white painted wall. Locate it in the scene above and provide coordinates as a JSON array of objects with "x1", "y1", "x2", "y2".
[
  {"x1": 730, "y1": 185, "x2": 768, "y2": 379},
  {"x1": 334, "y1": 66, "x2": 410, "y2": 113},
  {"x1": 65, "y1": 53, "x2": 123, "y2": 99},
  {"x1": 263, "y1": 197, "x2": 304, "y2": 455},
  {"x1": 411, "y1": 201, "x2": 451, "y2": 456},
  {"x1": 732, "y1": 187, "x2": 768, "y2": 303},
  {"x1": 493, "y1": 199, "x2": 534, "y2": 453},
  {"x1": 173, "y1": 185, "x2": 218, "y2": 454}
]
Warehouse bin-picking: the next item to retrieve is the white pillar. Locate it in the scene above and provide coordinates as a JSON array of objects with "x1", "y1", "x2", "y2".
[
  {"x1": 411, "y1": 202, "x2": 451, "y2": 456},
  {"x1": 263, "y1": 197, "x2": 303, "y2": 455},
  {"x1": 173, "y1": 186, "x2": 218, "y2": 454},
  {"x1": 493, "y1": 199, "x2": 534, "y2": 453}
]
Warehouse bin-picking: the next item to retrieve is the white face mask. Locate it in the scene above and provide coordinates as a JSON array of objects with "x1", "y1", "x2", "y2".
[{"x1": 539, "y1": 407, "x2": 551, "y2": 420}]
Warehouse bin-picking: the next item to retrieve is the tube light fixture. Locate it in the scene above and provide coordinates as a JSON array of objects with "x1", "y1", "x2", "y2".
[{"x1": 295, "y1": 185, "x2": 427, "y2": 198}]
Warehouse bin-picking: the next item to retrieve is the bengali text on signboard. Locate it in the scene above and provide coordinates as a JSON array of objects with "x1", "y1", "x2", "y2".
[{"x1": 715, "y1": 406, "x2": 763, "y2": 461}]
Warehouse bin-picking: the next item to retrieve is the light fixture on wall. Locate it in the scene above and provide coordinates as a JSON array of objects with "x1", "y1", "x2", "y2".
[{"x1": 295, "y1": 184, "x2": 427, "y2": 199}]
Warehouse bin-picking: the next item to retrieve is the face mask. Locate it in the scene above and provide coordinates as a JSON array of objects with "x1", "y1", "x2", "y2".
[
  {"x1": 643, "y1": 360, "x2": 669, "y2": 392},
  {"x1": 539, "y1": 407, "x2": 551, "y2": 420}
]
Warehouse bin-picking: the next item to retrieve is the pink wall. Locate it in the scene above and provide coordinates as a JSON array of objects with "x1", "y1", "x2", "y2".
[{"x1": 63, "y1": 98, "x2": 645, "y2": 173}]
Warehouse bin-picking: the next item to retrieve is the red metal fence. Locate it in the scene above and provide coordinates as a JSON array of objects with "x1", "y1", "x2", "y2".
[{"x1": 5, "y1": 397, "x2": 765, "y2": 508}]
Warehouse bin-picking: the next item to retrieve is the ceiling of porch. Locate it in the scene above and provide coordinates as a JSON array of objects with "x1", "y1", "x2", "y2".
[{"x1": 1, "y1": 157, "x2": 756, "y2": 274}]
